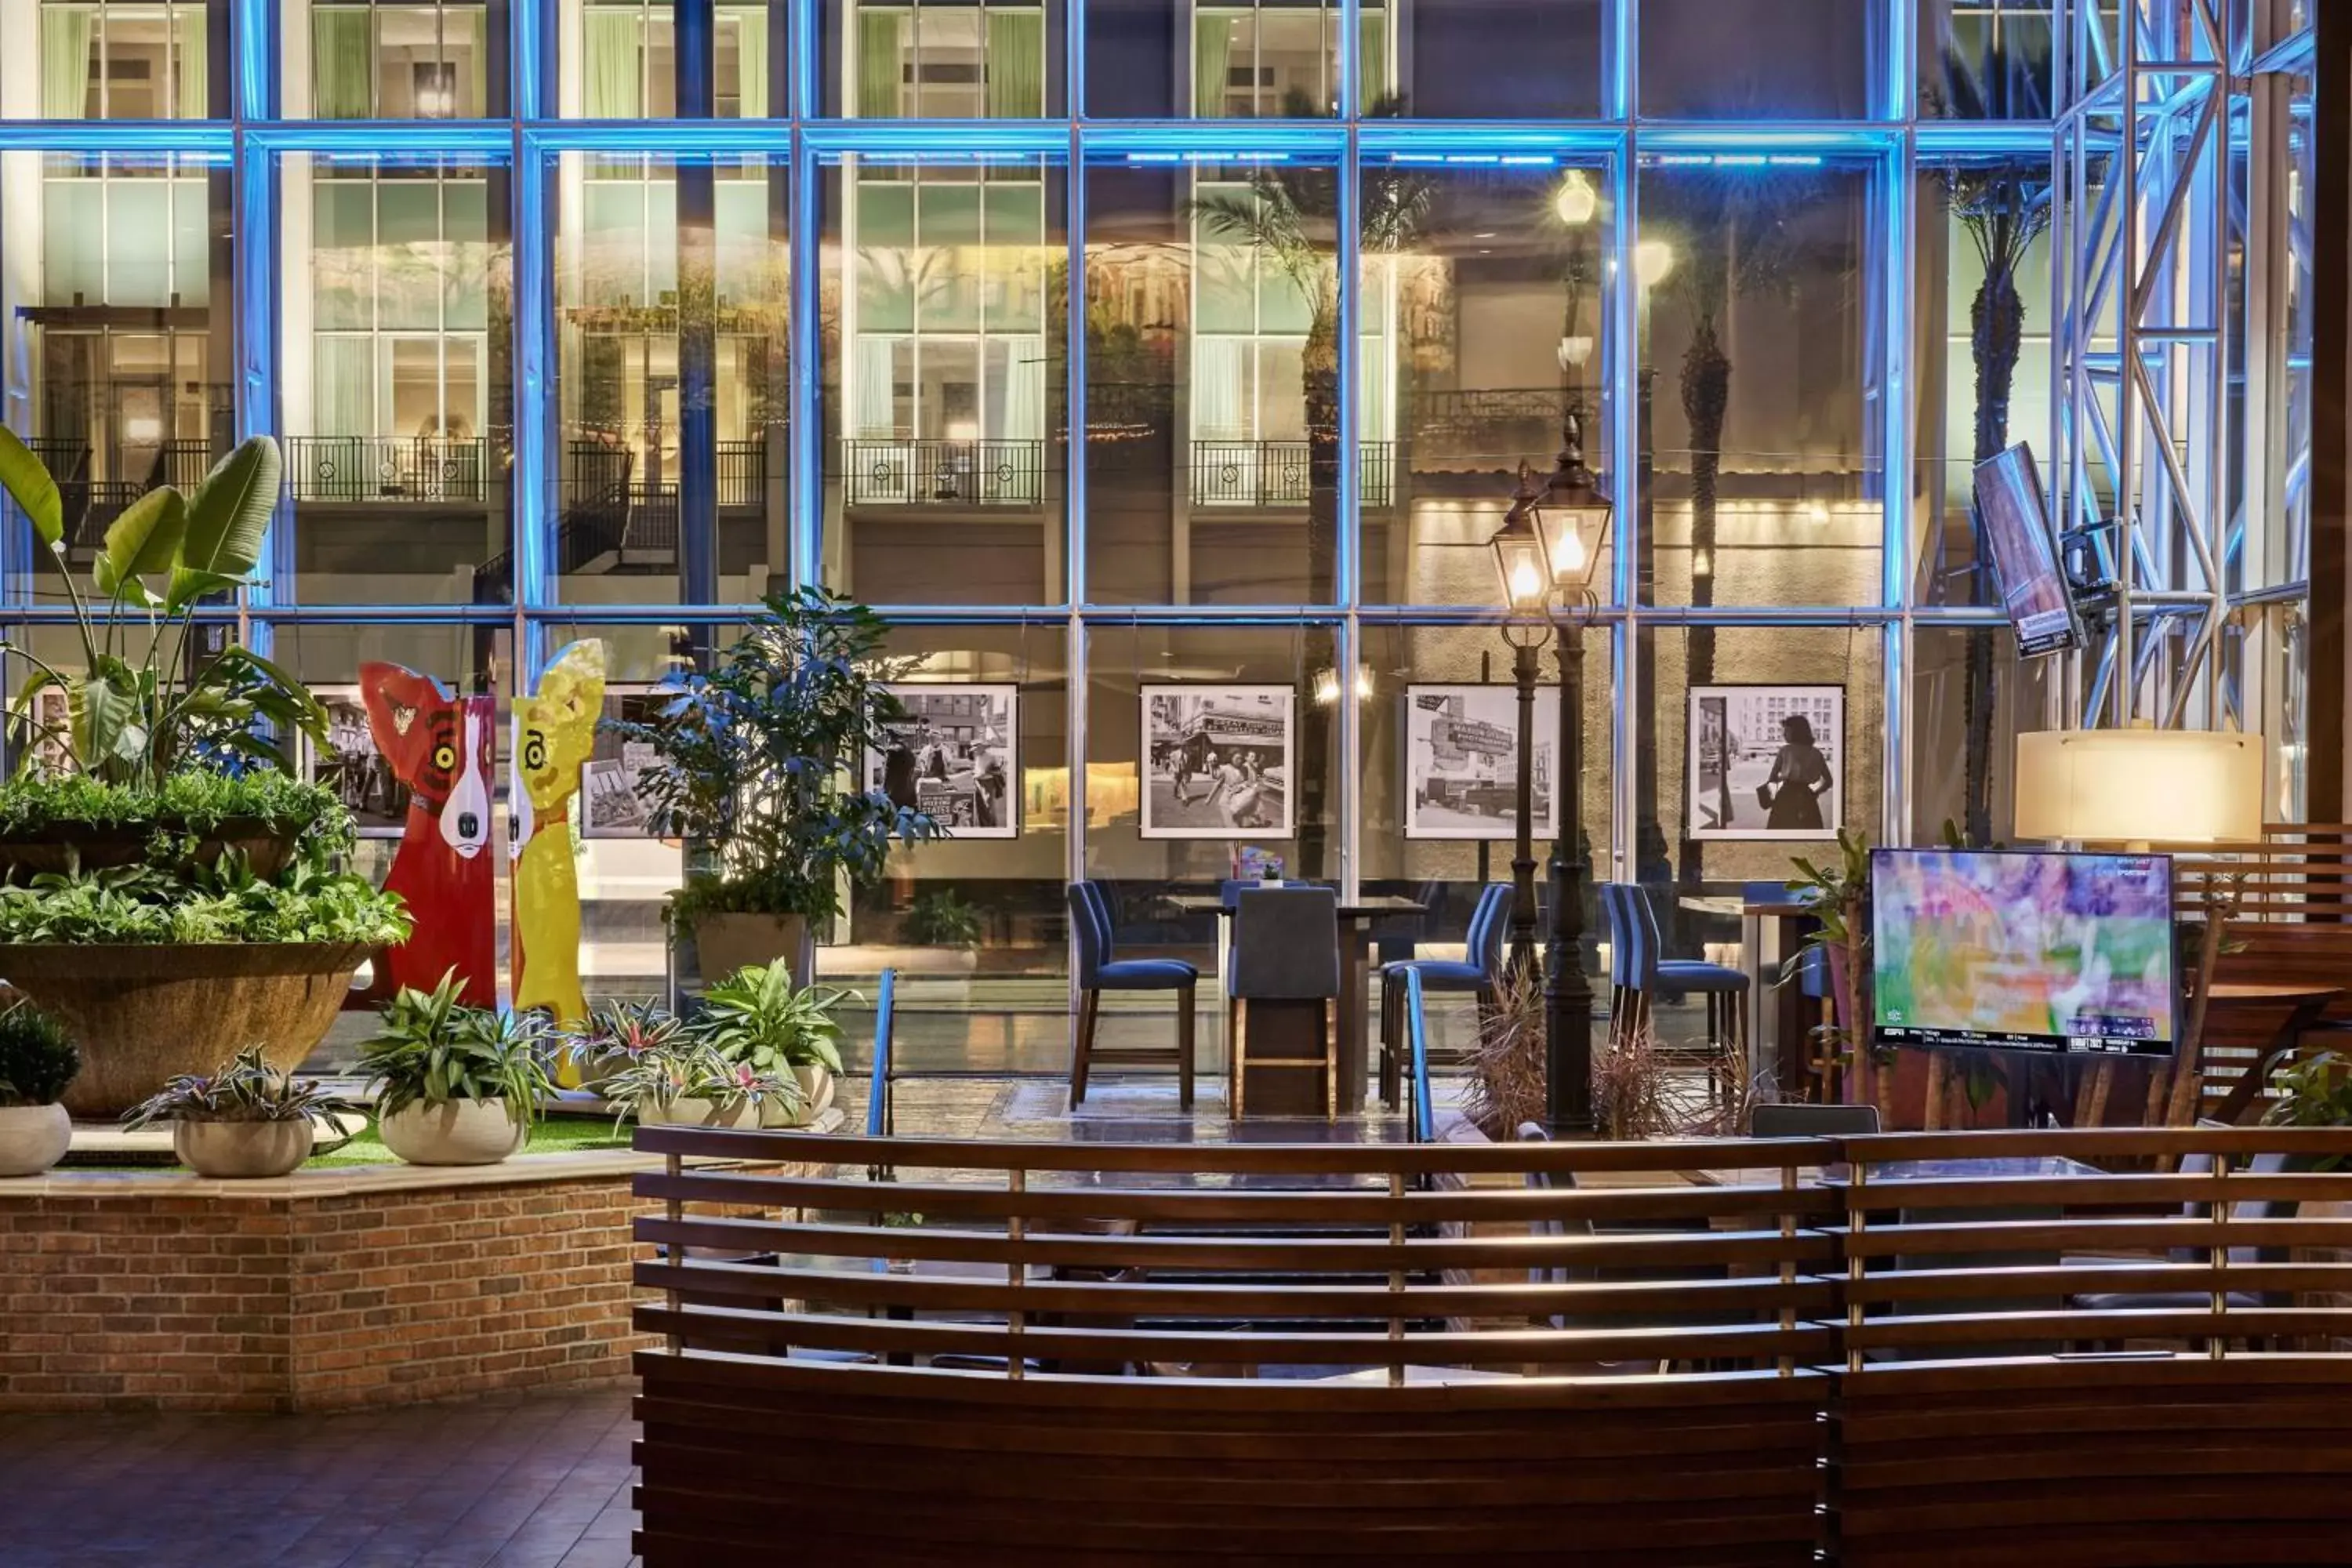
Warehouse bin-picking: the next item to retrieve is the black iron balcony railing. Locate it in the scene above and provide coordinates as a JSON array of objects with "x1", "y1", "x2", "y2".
[
  {"x1": 287, "y1": 436, "x2": 489, "y2": 503},
  {"x1": 841, "y1": 438, "x2": 1045, "y2": 506},
  {"x1": 718, "y1": 438, "x2": 766, "y2": 508},
  {"x1": 1190, "y1": 440, "x2": 1396, "y2": 508}
]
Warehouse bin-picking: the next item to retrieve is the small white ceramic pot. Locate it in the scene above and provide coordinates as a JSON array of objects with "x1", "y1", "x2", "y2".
[
  {"x1": 378, "y1": 1099, "x2": 528, "y2": 1167},
  {"x1": 0, "y1": 1102, "x2": 71, "y2": 1178},
  {"x1": 175, "y1": 1118, "x2": 313, "y2": 1178},
  {"x1": 757, "y1": 1066, "x2": 837, "y2": 1129}
]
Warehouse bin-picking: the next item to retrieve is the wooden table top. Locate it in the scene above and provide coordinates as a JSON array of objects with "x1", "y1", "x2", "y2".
[
  {"x1": 2207, "y1": 982, "x2": 2347, "y2": 1004},
  {"x1": 1679, "y1": 895, "x2": 1817, "y2": 919}
]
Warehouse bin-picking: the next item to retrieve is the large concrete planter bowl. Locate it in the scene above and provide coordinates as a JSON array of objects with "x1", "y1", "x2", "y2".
[{"x1": 0, "y1": 942, "x2": 370, "y2": 1119}]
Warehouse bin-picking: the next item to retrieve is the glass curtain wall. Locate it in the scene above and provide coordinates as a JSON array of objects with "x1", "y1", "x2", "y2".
[{"x1": 0, "y1": 0, "x2": 2317, "y2": 1076}]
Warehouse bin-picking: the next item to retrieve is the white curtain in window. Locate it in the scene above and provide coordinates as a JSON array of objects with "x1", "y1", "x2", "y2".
[
  {"x1": 733, "y1": 9, "x2": 768, "y2": 117},
  {"x1": 1192, "y1": 14, "x2": 1232, "y2": 119},
  {"x1": 585, "y1": 10, "x2": 643, "y2": 118},
  {"x1": 854, "y1": 336, "x2": 898, "y2": 437},
  {"x1": 174, "y1": 7, "x2": 207, "y2": 116},
  {"x1": 1358, "y1": 12, "x2": 1388, "y2": 110},
  {"x1": 993, "y1": 336, "x2": 1044, "y2": 441},
  {"x1": 858, "y1": 10, "x2": 905, "y2": 118},
  {"x1": 1193, "y1": 338, "x2": 1247, "y2": 440},
  {"x1": 1358, "y1": 343, "x2": 1391, "y2": 444},
  {"x1": 314, "y1": 337, "x2": 376, "y2": 437},
  {"x1": 312, "y1": 9, "x2": 375, "y2": 118},
  {"x1": 42, "y1": 8, "x2": 95, "y2": 118},
  {"x1": 984, "y1": 10, "x2": 1043, "y2": 118}
]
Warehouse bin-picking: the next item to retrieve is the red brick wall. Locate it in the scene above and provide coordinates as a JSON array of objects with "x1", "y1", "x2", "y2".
[{"x1": 0, "y1": 1173, "x2": 661, "y2": 1413}]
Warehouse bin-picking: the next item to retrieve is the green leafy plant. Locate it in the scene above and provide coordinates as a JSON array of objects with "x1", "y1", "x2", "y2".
[
  {"x1": 0, "y1": 855, "x2": 408, "y2": 946},
  {"x1": 121, "y1": 1043, "x2": 361, "y2": 1130},
  {"x1": 2264, "y1": 1051, "x2": 2352, "y2": 1130},
  {"x1": 0, "y1": 1000, "x2": 79, "y2": 1107},
  {"x1": 0, "y1": 769, "x2": 344, "y2": 839},
  {"x1": 690, "y1": 961, "x2": 849, "y2": 1079},
  {"x1": 1783, "y1": 827, "x2": 1884, "y2": 1119},
  {"x1": 601, "y1": 587, "x2": 943, "y2": 927},
  {"x1": 0, "y1": 430, "x2": 327, "y2": 786},
  {"x1": 357, "y1": 972, "x2": 557, "y2": 1129},
  {"x1": 901, "y1": 889, "x2": 984, "y2": 949}
]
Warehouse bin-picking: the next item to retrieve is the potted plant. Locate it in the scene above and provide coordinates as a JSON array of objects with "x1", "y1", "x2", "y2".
[
  {"x1": 356, "y1": 973, "x2": 556, "y2": 1166},
  {"x1": 689, "y1": 960, "x2": 851, "y2": 1127},
  {"x1": 0, "y1": 430, "x2": 409, "y2": 1116},
  {"x1": 603, "y1": 587, "x2": 942, "y2": 985},
  {"x1": 122, "y1": 1044, "x2": 361, "y2": 1178},
  {"x1": 0, "y1": 1000, "x2": 80, "y2": 1177},
  {"x1": 596, "y1": 1036, "x2": 787, "y2": 1130},
  {"x1": 898, "y1": 888, "x2": 985, "y2": 976}
]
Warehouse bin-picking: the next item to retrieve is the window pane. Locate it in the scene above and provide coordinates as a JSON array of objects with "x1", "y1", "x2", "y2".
[
  {"x1": 1363, "y1": 158, "x2": 1615, "y2": 608},
  {"x1": 822, "y1": 154, "x2": 1066, "y2": 605},
  {"x1": 1920, "y1": 0, "x2": 2056, "y2": 119},
  {"x1": 1087, "y1": 0, "x2": 1338, "y2": 119},
  {"x1": 1640, "y1": 0, "x2": 1874, "y2": 118},
  {"x1": 1638, "y1": 159, "x2": 1880, "y2": 608},
  {"x1": 1372, "y1": 0, "x2": 1603, "y2": 118}
]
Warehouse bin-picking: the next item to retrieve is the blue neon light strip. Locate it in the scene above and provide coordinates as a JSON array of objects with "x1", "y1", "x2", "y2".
[
  {"x1": 234, "y1": 137, "x2": 283, "y2": 609},
  {"x1": 512, "y1": 142, "x2": 552, "y2": 611},
  {"x1": 245, "y1": 123, "x2": 517, "y2": 156},
  {"x1": 0, "y1": 123, "x2": 234, "y2": 154}
]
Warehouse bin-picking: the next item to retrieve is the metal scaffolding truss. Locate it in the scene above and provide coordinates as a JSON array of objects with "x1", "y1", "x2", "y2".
[{"x1": 2053, "y1": 0, "x2": 2311, "y2": 747}]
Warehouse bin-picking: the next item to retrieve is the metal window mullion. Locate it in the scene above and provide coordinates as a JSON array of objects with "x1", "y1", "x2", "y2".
[
  {"x1": 1337, "y1": 76, "x2": 1361, "y2": 902},
  {"x1": 1883, "y1": 123, "x2": 1915, "y2": 844},
  {"x1": 1609, "y1": 133, "x2": 1638, "y2": 884}
]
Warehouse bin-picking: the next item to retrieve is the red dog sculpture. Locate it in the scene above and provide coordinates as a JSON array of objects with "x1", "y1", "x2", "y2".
[{"x1": 354, "y1": 663, "x2": 497, "y2": 1007}]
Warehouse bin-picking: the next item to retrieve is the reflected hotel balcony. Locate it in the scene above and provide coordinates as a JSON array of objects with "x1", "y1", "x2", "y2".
[
  {"x1": 27, "y1": 437, "x2": 222, "y2": 552},
  {"x1": 1192, "y1": 440, "x2": 1396, "y2": 509},
  {"x1": 842, "y1": 437, "x2": 1046, "y2": 507},
  {"x1": 286, "y1": 436, "x2": 490, "y2": 503}
]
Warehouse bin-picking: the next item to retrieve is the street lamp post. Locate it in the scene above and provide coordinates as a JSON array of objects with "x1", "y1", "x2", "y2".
[{"x1": 1489, "y1": 416, "x2": 1613, "y2": 1134}]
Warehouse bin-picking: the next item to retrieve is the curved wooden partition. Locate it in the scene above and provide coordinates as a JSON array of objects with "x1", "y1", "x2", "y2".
[{"x1": 631, "y1": 1126, "x2": 2352, "y2": 1567}]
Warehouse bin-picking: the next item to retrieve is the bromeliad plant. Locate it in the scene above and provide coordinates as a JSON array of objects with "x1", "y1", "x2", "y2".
[
  {"x1": 0, "y1": 430, "x2": 327, "y2": 786},
  {"x1": 358, "y1": 973, "x2": 558, "y2": 1130},
  {"x1": 602, "y1": 587, "x2": 943, "y2": 930},
  {"x1": 121, "y1": 1043, "x2": 361, "y2": 1131}
]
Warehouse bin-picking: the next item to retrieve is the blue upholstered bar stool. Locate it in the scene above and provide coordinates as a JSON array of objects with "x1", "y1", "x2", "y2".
[
  {"x1": 1229, "y1": 886, "x2": 1341, "y2": 1118},
  {"x1": 1067, "y1": 881, "x2": 1196, "y2": 1109},
  {"x1": 1621, "y1": 883, "x2": 1750, "y2": 1102},
  {"x1": 1377, "y1": 882, "x2": 1509, "y2": 1111}
]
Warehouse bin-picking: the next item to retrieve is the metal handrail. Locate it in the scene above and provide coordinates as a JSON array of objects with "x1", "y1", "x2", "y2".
[
  {"x1": 867, "y1": 967, "x2": 898, "y2": 1143},
  {"x1": 1404, "y1": 966, "x2": 1434, "y2": 1146}
]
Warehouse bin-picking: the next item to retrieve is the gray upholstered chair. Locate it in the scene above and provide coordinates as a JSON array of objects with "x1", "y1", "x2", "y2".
[
  {"x1": 1749, "y1": 1102, "x2": 1881, "y2": 1139},
  {"x1": 1228, "y1": 886, "x2": 1341, "y2": 1117}
]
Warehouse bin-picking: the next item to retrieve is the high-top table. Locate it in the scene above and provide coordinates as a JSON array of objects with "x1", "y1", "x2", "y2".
[
  {"x1": 1680, "y1": 893, "x2": 1818, "y2": 1092},
  {"x1": 1166, "y1": 891, "x2": 1426, "y2": 1113}
]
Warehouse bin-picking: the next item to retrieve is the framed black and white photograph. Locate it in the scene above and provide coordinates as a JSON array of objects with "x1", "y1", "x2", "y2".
[
  {"x1": 1403, "y1": 684, "x2": 1560, "y2": 840},
  {"x1": 1687, "y1": 684, "x2": 1844, "y2": 842},
  {"x1": 864, "y1": 684, "x2": 1019, "y2": 839},
  {"x1": 305, "y1": 686, "x2": 409, "y2": 837},
  {"x1": 1140, "y1": 685, "x2": 1294, "y2": 840},
  {"x1": 582, "y1": 687, "x2": 663, "y2": 840}
]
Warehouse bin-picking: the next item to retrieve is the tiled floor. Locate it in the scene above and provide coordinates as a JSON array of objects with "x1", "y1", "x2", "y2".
[{"x1": 0, "y1": 1389, "x2": 639, "y2": 1568}]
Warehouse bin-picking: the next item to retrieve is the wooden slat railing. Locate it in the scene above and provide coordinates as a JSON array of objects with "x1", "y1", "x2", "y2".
[{"x1": 633, "y1": 1125, "x2": 2352, "y2": 1567}]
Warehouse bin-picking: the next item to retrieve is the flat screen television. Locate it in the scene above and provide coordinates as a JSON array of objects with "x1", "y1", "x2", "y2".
[
  {"x1": 1871, "y1": 848, "x2": 2176, "y2": 1059},
  {"x1": 1972, "y1": 443, "x2": 2081, "y2": 659}
]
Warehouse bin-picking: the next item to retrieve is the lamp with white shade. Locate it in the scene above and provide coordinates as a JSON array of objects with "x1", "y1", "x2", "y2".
[{"x1": 2013, "y1": 728, "x2": 2265, "y2": 850}]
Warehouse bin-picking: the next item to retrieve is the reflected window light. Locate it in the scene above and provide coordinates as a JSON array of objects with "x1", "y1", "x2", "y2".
[{"x1": 1554, "y1": 170, "x2": 1599, "y2": 227}]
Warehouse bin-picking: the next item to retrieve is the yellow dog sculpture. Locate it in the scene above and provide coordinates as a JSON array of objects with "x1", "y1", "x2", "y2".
[{"x1": 509, "y1": 639, "x2": 604, "y2": 1030}]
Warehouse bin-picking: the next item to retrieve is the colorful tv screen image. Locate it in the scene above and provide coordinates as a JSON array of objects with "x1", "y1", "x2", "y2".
[{"x1": 1871, "y1": 849, "x2": 2176, "y2": 1058}]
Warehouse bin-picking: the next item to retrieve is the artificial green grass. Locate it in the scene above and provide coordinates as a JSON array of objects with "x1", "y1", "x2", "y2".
[
  {"x1": 61, "y1": 1113, "x2": 635, "y2": 1172},
  {"x1": 303, "y1": 1115, "x2": 635, "y2": 1169}
]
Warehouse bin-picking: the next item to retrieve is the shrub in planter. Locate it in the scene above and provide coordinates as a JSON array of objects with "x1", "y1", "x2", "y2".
[
  {"x1": 601, "y1": 588, "x2": 943, "y2": 982},
  {"x1": 357, "y1": 973, "x2": 556, "y2": 1166},
  {"x1": 0, "y1": 1001, "x2": 81, "y2": 1177},
  {"x1": 121, "y1": 1044, "x2": 361, "y2": 1178},
  {"x1": 902, "y1": 889, "x2": 985, "y2": 950},
  {"x1": 689, "y1": 961, "x2": 850, "y2": 1127}
]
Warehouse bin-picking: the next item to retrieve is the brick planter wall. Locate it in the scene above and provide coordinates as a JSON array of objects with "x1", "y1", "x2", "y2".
[{"x1": 0, "y1": 1152, "x2": 774, "y2": 1414}]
